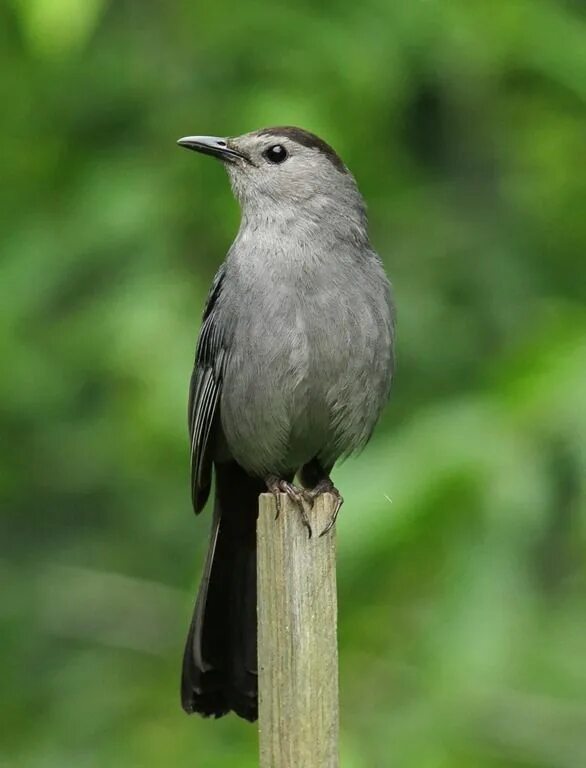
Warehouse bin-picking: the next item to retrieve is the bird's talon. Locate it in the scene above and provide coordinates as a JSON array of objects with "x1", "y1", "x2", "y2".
[
  {"x1": 265, "y1": 478, "x2": 313, "y2": 536},
  {"x1": 300, "y1": 508, "x2": 313, "y2": 538},
  {"x1": 318, "y1": 492, "x2": 344, "y2": 537}
]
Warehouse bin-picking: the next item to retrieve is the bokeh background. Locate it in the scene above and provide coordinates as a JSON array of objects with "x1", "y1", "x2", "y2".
[{"x1": 2, "y1": 0, "x2": 586, "y2": 765}]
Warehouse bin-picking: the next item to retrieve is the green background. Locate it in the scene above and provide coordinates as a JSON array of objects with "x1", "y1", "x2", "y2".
[{"x1": 1, "y1": 0, "x2": 585, "y2": 766}]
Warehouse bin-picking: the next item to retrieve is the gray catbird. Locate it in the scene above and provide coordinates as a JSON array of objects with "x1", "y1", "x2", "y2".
[{"x1": 177, "y1": 126, "x2": 395, "y2": 722}]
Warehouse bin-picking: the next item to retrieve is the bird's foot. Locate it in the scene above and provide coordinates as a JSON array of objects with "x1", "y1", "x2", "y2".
[
  {"x1": 301, "y1": 479, "x2": 344, "y2": 537},
  {"x1": 265, "y1": 476, "x2": 313, "y2": 538}
]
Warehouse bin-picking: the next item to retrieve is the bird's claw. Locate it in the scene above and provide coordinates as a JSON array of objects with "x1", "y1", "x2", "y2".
[
  {"x1": 319, "y1": 491, "x2": 344, "y2": 537},
  {"x1": 265, "y1": 477, "x2": 313, "y2": 538},
  {"x1": 302, "y1": 480, "x2": 344, "y2": 537},
  {"x1": 265, "y1": 476, "x2": 344, "y2": 538}
]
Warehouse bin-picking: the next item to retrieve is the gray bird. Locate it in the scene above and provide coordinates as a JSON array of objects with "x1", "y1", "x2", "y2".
[{"x1": 177, "y1": 126, "x2": 395, "y2": 722}]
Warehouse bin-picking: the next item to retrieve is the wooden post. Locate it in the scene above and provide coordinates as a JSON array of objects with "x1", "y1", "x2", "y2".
[{"x1": 257, "y1": 493, "x2": 339, "y2": 768}]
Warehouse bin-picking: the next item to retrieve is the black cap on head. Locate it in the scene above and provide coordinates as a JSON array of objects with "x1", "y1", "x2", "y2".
[{"x1": 257, "y1": 126, "x2": 347, "y2": 174}]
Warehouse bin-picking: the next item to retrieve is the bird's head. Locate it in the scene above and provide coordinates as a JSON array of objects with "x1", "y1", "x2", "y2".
[{"x1": 177, "y1": 126, "x2": 366, "y2": 229}]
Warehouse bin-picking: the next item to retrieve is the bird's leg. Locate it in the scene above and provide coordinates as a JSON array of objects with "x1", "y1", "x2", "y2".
[
  {"x1": 299, "y1": 459, "x2": 344, "y2": 536},
  {"x1": 265, "y1": 475, "x2": 313, "y2": 538}
]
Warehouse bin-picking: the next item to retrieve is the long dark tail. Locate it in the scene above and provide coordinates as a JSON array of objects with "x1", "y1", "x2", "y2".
[{"x1": 181, "y1": 462, "x2": 263, "y2": 722}]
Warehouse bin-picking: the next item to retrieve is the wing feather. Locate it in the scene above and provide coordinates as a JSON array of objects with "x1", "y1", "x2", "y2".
[{"x1": 188, "y1": 265, "x2": 226, "y2": 513}]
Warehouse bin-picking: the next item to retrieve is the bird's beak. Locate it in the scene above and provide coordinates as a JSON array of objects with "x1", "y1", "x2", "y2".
[{"x1": 176, "y1": 135, "x2": 246, "y2": 163}]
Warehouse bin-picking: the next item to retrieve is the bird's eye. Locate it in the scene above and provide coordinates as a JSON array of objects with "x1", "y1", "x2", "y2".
[{"x1": 263, "y1": 144, "x2": 288, "y2": 164}]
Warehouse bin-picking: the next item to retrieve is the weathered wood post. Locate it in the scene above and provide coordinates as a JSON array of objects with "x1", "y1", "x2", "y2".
[{"x1": 257, "y1": 493, "x2": 339, "y2": 768}]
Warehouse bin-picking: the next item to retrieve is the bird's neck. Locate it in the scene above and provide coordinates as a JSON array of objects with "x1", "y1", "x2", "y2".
[{"x1": 237, "y1": 196, "x2": 369, "y2": 250}]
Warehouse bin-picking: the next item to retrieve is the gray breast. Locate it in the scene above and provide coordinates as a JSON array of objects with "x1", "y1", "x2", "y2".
[{"x1": 217, "y1": 240, "x2": 394, "y2": 478}]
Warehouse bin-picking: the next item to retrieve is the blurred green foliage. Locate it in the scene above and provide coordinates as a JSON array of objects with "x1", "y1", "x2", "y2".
[{"x1": 1, "y1": 0, "x2": 585, "y2": 766}]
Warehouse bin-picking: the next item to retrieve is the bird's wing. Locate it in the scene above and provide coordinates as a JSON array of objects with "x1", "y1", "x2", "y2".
[{"x1": 188, "y1": 264, "x2": 226, "y2": 513}]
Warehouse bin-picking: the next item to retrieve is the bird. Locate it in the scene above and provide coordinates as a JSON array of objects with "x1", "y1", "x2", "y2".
[{"x1": 177, "y1": 126, "x2": 395, "y2": 722}]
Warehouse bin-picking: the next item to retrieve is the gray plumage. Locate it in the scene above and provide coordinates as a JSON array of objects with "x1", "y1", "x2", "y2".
[{"x1": 178, "y1": 126, "x2": 395, "y2": 722}]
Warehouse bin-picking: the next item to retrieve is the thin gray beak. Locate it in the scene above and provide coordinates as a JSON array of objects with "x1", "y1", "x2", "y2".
[{"x1": 176, "y1": 135, "x2": 246, "y2": 162}]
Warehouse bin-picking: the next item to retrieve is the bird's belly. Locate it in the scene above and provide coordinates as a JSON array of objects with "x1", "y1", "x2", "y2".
[
  {"x1": 219, "y1": 275, "x2": 391, "y2": 477},
  {"x1": 220, "y1": 308, "x2": 349, "y2": 474}
]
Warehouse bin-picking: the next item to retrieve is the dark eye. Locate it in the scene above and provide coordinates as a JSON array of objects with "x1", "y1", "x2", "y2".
[{"x1": 263, "y1": 144, "x2": 288, "y2": 164}]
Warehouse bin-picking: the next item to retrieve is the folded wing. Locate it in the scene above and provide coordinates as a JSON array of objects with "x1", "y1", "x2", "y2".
[{"x1": 188, "y1": 265, "x2": 226, "y2": 513}]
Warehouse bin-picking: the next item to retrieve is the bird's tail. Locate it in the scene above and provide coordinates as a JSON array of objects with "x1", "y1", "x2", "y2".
[{"x1": 181, "y1": 462, "x2": 263, "y2": 722}]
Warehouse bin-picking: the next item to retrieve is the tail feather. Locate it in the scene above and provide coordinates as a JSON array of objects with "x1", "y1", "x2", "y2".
[{"x1": 181, "y1": 462, "x2": 263, "y2": 722}]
